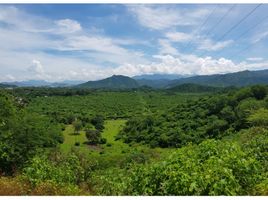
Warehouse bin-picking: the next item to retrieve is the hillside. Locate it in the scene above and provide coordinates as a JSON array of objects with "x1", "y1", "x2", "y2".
[
  {"x1": 133, "y1": 74, "x2": 184, "y2": 80},
  {"x1": 77, "y1": 75, "x2": 139, "y2": 89},
  {"x1": 167, "y1": 83, "x2": 222, "y2": 93},
  {"x1": 136, "y1": 79, "x2": 171, "y2": 88},
  {"x1": 118, "y1": 85, "x2": 268, "y2": 148},
  {"x1": 133, "y1": 73, "x2": 186, "y2": 88},
  {"x1": 0, "y1": 83, "x2": 16, "y2": 88},
  {"x1": 168, "y1": 69, "x2": 268, "y2": 87}
]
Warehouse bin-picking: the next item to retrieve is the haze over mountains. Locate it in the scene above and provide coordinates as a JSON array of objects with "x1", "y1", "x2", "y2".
[
  {"x1": 1, "y1": 69, "x2": 268, "y2": 89},
  {"x1": 2, "y1": 80, "x2": 84, "y2": 88}
]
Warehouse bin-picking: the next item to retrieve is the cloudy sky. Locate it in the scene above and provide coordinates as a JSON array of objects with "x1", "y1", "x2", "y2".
[{"x1": 1, "y1": 4, "x2": 268, "y2": 82}]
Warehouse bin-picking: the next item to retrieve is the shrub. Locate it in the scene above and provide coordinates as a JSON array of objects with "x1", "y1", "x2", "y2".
[
  {"x1": 0, "y1": 176, "x2": 30, "y2": 195},
  {"x1": 23, "y1": 154, "x2": 85, "y2": 186},
  {"x1": 253, "y1": 178, "x2": 268, "y2": 195},
  {"x1": 125, "y1": 140, "x2": 263, "y2": 195},
  {"x1": 30, "y1": 180, "x2": 86, "y2": 195},
  {"x1": 100, "y1": 138, "x2": 107, "y2": 144},
  {"x1": 106, "y1": 143, "x2": 112, "y2": 147}
]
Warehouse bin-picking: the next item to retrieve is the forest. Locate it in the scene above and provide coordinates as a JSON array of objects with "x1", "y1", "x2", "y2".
[{"x1": 0, "y1": 85, "x2": 267, "y2": 195}]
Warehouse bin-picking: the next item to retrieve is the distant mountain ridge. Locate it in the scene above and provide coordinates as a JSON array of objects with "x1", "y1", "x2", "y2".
[
  {"x1": 133, "y1": 74, "x2": 185, "y2": 80},
  {"x1": 2, "y1": 69, "x2": 268, "y2": 89},
  {"x1": 133, "y1": 73, "x2": 188, "y2": 88},
  {"x1": 167, "y1": 69, "x2": 268, "y2": 88},
  {"x1": 2, "y1": 80, "x2": 84, "y2": 87},
  {"x1": 77, "y1": 75, "x2": 139, "y2": 89},
  {"x1": 0, "y1": 83, "x2": 17, "y2": 88}
]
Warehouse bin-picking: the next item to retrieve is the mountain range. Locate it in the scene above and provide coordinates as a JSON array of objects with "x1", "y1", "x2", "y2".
[
  {"x1": 167, "y1": 69, "x2": 268, "y2": 88},
  {"x1": 1, "y1": 69, "x2": 268, "y2": 89},
  {"x1": 0, "y1": 83, "x2": 17, "y2": 88},
  {"x1": 2, "y1": 80, "x2": 84, "y2": 88}
]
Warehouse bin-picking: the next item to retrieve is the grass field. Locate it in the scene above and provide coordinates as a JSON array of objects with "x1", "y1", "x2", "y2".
[
  {"x1": 60, "y1": 119, "x2": 173, "y2": 166},
  {"x1": 60, "y1": 125, "x2": 89, "y2": 153},
  {"x1": 101, "y1": 119, "x2": 129, "y2": 155},
  {"x1": 60, "y1": 120, "x2": 127, "y2": 154}
]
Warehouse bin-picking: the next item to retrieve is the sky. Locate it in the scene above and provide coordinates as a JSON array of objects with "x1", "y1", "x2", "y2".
[{"x1": 1, "y1": 4, "x2": 268, "y2": 82}]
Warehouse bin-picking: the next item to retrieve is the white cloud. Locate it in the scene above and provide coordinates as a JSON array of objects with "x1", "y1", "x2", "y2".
[
  {"x1": 55, "y1": 19, "x2": 82, "y2": 34},
  {"x1": 128, "y1": 5, "x2": 209, "y2": 30},
  {"x1": 165, "y1": 31, "x2": 192, "y2": 42},
  {"x1": 158, "y1": 39, "x2": 179, "y2": 55},
  {"x1": 0, "y1": 5, "x2": 268, "y2": 82},
  {"x1": 197, "y1": 39, "x2": 233, "y2": 51},
  {"x1": 0, "y1": 6, "x2": 53, "y2": 33},
  {"x1": 27, "y1": 59, "x2": 50, "y2": 79},
  {"x1": 58, "y1": 35, "x2": 130, "y2": 55},
  {"x1": 247, "y1": 57, "x2": 263, "y2": 61},
  {"x1": 109, "y1": 54, "x2": 268, "y2": 78},
  {"x1": 28, "y1": 60, "x2": 45, "y2": 74},
  {"x1": 4, "y1": 74, "x2": 15, "y2": 81},
  {"x1": 0, "y1": 5, "x2": 150, "y2": 81}
]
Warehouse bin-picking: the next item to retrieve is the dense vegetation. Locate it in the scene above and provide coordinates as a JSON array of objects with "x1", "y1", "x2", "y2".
[
  {"x1": 94, "y1": 127, "x2": 268, "y2": 195},
  {"x1": 24, "y1": 90, "x2": 200, "y2": 122},
  {"x1": 167, "y1": 83, "x2": 225, "y2": 93},
  {"x1": 118, "y1": 85, "x2": 268, "y2": 148},
  {"x1": 0, "y1": 84, "x2": 267, "y2": 195},
  {"x1": 0, "y1": 91, "x2": 63, "y2": 174}
]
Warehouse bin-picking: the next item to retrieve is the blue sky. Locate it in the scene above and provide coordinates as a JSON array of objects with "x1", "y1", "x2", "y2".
[{"x1": 1, "y1": 4, "x2": 268, "y2": 81}]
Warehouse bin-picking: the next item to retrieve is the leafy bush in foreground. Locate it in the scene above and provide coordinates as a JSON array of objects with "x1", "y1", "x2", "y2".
[
  {"x1": 126, "y1": 140, "x2": 262, "y2": 195},
  {"x1": 23, "y1": 153, "x2": 85, "y2": 186},
  {"x1": 92, "y1": 128, "x2": 268, "y2": 195}
]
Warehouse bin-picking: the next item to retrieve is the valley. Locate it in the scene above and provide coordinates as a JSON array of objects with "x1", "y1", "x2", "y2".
[{"x1": 0, "y1": 84, "x2": 267, "y2": 195}]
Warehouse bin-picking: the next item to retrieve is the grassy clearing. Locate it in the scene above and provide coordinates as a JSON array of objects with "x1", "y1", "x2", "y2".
[
  {"x1": 60, "y1": 120, "x2": 127, "y2": 155},
  {"x1": 101, "y1": 119, "x2": 129, "y2": 154},
  {"x1": 60, "y1": 125, "x2": 89, "y2": 154},
  {"x1": 60, "y1": 119, "x2": 173, "y2": 164}
]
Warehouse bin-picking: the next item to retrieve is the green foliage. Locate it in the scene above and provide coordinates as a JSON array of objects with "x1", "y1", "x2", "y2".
[
  {"x1": 119, "y1": 85, "x2": 268, "y2": 147},
  {"x1": 167, "y1": 83, "x2": 222, "y2": 93},
  {"x1": 23, "y1": 153, "x2": 85, "y2": 186},
  {"x1": 250, "y1": 85, "x2": 267, "y2": 100},
  {"x1": 0, "y1": 91, "x2": 63, "y2": 174},
  {"x1": 253, "y1": 178, "x2": 268, "y2": 195},
  {"x1": 247, "y1": 108, "x2": 268, "y2": 127},
  {"x1": 25, "y1": 90, "x2": 200, "y2": 123},
  {"x1": 91, "y1": 115, "x2": 105, "y2": 131},
  {"x1": 1, "y1": 85, "x2": 268, "y2": 195},
  {"x1": 125, "y1": 139, "x2": 264, "y2": 195},
  {"x1": 90, "y1": 168, "x2": 129, "y2": 195},
  {"x1": 85, "y1": 130, "x2": 101, "y2": 145},
  {"x1": 73, "y1": 119, "x2": 82, "y2": 134}
]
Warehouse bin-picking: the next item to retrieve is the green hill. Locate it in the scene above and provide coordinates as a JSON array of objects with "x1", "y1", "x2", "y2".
[
  {"x1": 77, "y1": 75, "x2": 139, "y2": 89},
  {"x1": 168, "y1": 69, "x2": 268, "y2": 87},
  {"x1": 167, "y1": 83, "x2": 222, "y2": 93}
]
